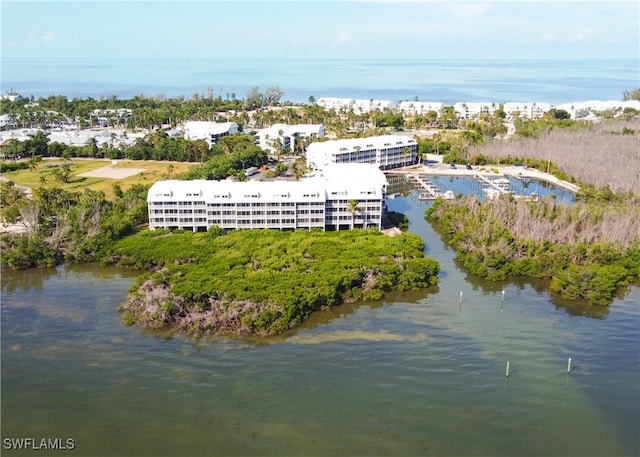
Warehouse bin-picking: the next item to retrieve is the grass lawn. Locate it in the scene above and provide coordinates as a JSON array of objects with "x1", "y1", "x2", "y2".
[{"x1": 1, "y1": 159, "x2": 195, "y2": 198}]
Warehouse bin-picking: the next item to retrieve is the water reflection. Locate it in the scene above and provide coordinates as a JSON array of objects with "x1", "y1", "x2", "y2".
[{"x1": 0, "y1": 265, "x2": 58, "y2": 294}]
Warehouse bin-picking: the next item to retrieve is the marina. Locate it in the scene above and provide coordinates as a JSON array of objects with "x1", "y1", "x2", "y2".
[
  {"x1": 403, "y1": 172, "x2": 455, "y2": 201},
  {"x1": 474, "y1": 174, "x2": 513, "y2": 200},
  {"x1": 386, "y1": 165, "x2": 575, "y2": 203}
]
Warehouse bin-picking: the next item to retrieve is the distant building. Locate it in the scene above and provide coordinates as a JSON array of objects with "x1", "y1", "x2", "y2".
[
  {"x1": 0, "y1": 114, "x2": 16, "y2": 131},
  {"x1": 306, "y1": 135, "x2": 417, "y2": 171},
  {"x1": 317, "y1": 98, "x2": 355, "y2": 112},
  {"x1": 351, "y1": 99, "x2": 397, "y2": 114},
  {"x1": 254, "y1": 123, "x2": 325, "y2": 154},
  {"x1": 1, "y1": 93, "x2": 24, "y2": 103},
  {"x1": 0, "y1": 128, "x2": 41, "y2": 143},
  {"x1": 454, "y1": 102, "x2": 498, "y2": 120},
  {"x1": 552, "y1": 100, "x2": 640, "y2": 120},
  {"x1": 503, "y1": 102, "x2": 551, "y2": 120},
  {"x1": 317, "y1": 98, "x2": 397, "y2": 114},
  {"x1": 183, "y1": 121, "x2": 239, "y2": 148},
  {"x1": 48, "y1": 130, "x2": 102, "y2": 147},
  {"x1": 91, "y1": 108, "x2": 132, "y2": 127},
  {"x1": 397, "y1": 101, "x2": 444, "y2": 117},
  {"x1": 147, "y1": 163, "x2": 387, "y2": 232}
]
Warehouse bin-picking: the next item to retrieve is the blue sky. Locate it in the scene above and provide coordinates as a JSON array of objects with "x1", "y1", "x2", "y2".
[{"x1": 1, "y1": 1, "x2": 639, "y2": 60}]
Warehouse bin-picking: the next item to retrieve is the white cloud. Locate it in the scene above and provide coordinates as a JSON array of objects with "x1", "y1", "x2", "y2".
[
  {"x1": 41, "y1": 32, "x2": 56, "y2": 44},
  {"x1": 334, "y1": 30, "x2": 352, "y2": 44},
  {"x1": 26, "y1": 29, "x2": 57, "y2": 46},
  {"x1": 562, "y1": 27, "x2": 597, "y2": 44}
]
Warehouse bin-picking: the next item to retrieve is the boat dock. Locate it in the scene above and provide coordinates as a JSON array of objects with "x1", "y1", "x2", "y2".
[
  {"x1": 474, "y1": 174, "x2": 511, "y2": 199},
  {"x1": 403, "y1": 172, "x2": 455, "y2": 200}
]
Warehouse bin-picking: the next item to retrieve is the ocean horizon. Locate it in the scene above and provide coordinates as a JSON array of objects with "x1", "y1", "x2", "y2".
[{"x1": 1, "y1": 57, "x2": 638, "y2": 105}]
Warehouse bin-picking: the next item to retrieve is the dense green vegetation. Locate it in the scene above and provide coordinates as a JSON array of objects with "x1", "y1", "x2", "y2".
[
  {"x1": 0, "y1": 125, "x2": 266, "y2": 168},
  {"x1": 104, "y1": 228, "x2": 440, "y2": 336},
  {"x1": 0, "y1": 180, "x2": 149, "y2": 268},
  {"x1": 426, "y1": 194, "x2": 640, "y2": 305},
  {"x1": 177, "y1": 135, "x2": 267, "y2": 180}
]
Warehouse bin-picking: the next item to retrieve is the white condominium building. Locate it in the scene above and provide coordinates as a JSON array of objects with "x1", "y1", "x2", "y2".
[
  {"x1": 454, "y1": 102, "x2": 498, "y2": 120},
  {"x1": 183, "y1": 121, "x2": 239, "y2": 148},
  {"x1": 254, "y1": 123, "x2": 325, "y2": 154},
  {"x1": 552, "y1": 100, "x2": 640, "y2": 120},
  {"x1": 147, "y1": 163, "x2": 387, "y2": 232},
  {"x1": 317, "y1": 98, "x2": 397, "y2": 114},
  {"x1": 306, "y1": 135, "x2": 417, "y2": 172},
  {"x1": 351, "y1": 99, "x2": 397, "y2": 114},
  {"x1": 397, "y1": 101, "x2": 444, "y2": 117},
  {"x1": 503, "y1": 102, "x2": 551, "y2": 120},
  {"x1": 317, "y1": 98, "x2": 355, "y2": 111}
]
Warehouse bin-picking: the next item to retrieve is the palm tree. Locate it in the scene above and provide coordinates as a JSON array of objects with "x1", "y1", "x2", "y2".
[
  {"x1": 352, "y1": 145, "x2": 361, "y2": 163},
  {"x1": 402, "y1": 147, "x2": 412, "y2": 166},
  {"x1": 347, "y1": 199, "x2": 360, "y2": 230}
]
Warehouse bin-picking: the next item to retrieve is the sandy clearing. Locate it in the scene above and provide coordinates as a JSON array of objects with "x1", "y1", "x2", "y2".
[{"x1": 78, "y1": 165, "x2": 147, "y2": 179}]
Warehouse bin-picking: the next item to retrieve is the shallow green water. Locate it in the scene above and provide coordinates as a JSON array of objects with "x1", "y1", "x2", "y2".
[{"x1": 2, "y1": 194, "x2": 639, "y2": 457}]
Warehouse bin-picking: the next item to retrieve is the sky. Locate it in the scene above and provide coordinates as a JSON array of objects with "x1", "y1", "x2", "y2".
[{"x1": 1, "y1": 0, "x2": 639, "y2": 60}]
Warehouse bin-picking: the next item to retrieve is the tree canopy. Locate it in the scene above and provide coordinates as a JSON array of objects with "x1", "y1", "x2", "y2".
[{"x1": 107, "y1": 228, "x2": 440, "y2": 336}]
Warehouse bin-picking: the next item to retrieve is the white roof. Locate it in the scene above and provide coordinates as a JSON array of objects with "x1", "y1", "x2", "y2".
[
  {"x1": 306, "y1": 135, "x2": 416, "y2": 154},
  {"x1": 148, "y1": 179, "x2": 326, "y2": 203},
  {"x1": 48, "y1": 130, "x2": 110, "y2": 146},
  {"x1": 316, "y1": 163, "x2": 387, "y2": 197},
  {"x1": 256, "y1": 123, "x2": 324, "y2": 137},
  {"x1": 183, "y1": 121, "x2": 238, "y2": 136},
  {"x1": 553, "y1": 100, "x2": 640, "y2": 111},
  {"x1": 398, "y1": 101, "x2": 444, "y2": 109},
  {"x1": 503, "y1": 102, "x2": 551, "y2": 110},
  {"x1": 147, "y1": 164, "x2": 386, "y2": 203}
]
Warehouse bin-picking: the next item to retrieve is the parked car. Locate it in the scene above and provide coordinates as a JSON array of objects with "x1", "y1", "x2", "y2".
[
  {"x1": 466, "y1": 164, "x2": 473, "y2": 170},
  {"x1": 450, "y1": 163, "x2": 457, "y2": 169}
]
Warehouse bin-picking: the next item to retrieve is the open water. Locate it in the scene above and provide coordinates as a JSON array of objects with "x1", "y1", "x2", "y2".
[
  {"x1": 2, "y1": 192, "x2": 639, "y2": 457},
  {"x1": 1, "y1": 58, "x2": 638, "y2": 104}
]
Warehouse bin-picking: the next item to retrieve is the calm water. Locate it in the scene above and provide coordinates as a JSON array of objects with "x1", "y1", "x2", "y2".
[
  {"x1": 1, "y1": 58, "x2": 638, "y2": 104},
  {"x1": 1, "y1": 193, "x2": 639, "y2": 457}
]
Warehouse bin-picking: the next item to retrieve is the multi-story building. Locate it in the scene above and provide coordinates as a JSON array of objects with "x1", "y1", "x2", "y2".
[
  {"x1": 317, "y1": 98, "x2": 355, "y2": 112},
  {"x1": 453, "y1": 102, "x2": 498, "y2": 120},
  {"x1": 552, "y1": 100, "x2": 640, "y2": 120},
  {"x1": 305, "y1": 135, "x2": 417, "y2": 172},
  {"x1": 254, "y1": 123, "x2": 325, "y2": 154},
  {"x1": 317, "y1": 98, "x2": 396, "y2": 114},
  {"x1": 503, "y1": 102, "x2": 551, "y2": 120},
  {"x1": 397, "y1": 101, "x2": 444, "y2": 117},
  {"x1": 182, "y1": 121, "x2": 238, "y2": 148},
  {"x1": 351, "y1": 99, "x2": 397, "y2": 114},
  {"x1": 147, "y1": 163, "x2": 387, "y2": 232}
]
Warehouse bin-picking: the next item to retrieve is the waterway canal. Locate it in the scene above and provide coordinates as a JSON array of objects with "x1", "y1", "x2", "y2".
[{"x1": 1, "y1": 193, "x2": 638, "y2": 457}]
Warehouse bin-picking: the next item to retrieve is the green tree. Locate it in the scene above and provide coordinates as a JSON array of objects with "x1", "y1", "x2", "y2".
[
  {"x1": 440, "y1": 106, "x2": 459, "y2": 129},
  {"x1": 52, "y1": 163, "x2": 72, "y2": 183}
]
